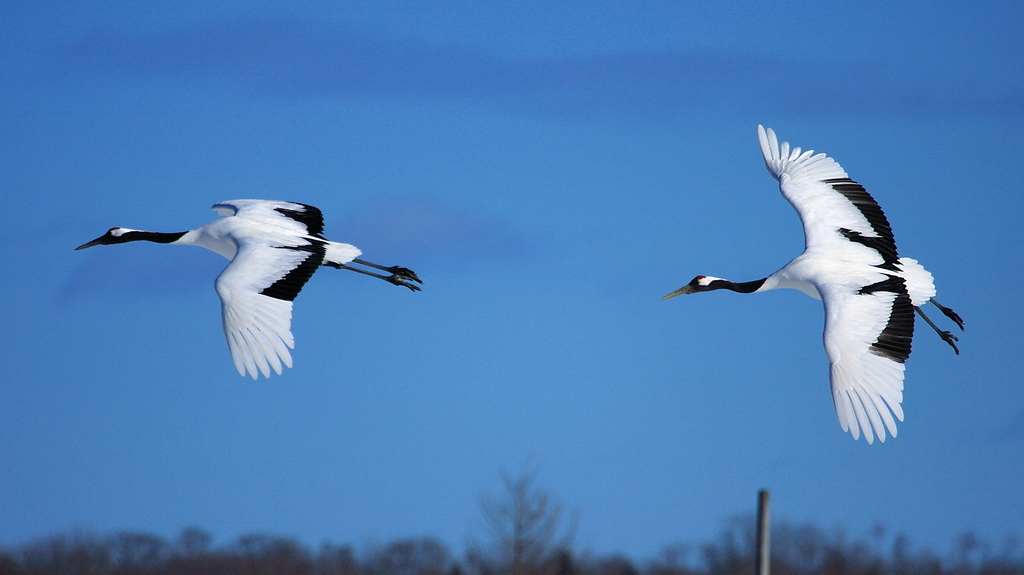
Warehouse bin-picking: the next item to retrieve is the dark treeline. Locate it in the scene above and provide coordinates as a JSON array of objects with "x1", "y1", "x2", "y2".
[
  {"x1": 3, "y1": 520, "x2": 1022, "y2": 575},
  {"x1": 3, "y1": 474, "x2": 1021, "y2": 575}
]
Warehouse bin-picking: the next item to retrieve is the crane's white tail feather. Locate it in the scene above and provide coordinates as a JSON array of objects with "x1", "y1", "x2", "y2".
[
  {"x1": 325, "y1": 241, "x2": 362, "y2": 266},
  {"x1": 898, "y1": 257, "x2": 936, "y2": 307},
  {"x1": 758, "y1": 125, "x2": 848, "y2": 183}
]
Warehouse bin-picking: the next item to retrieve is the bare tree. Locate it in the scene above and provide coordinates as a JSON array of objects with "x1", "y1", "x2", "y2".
[
  {"x1": 232, "y1": 533, "x2": 312, "y2": 575},
  {"x1": 469, "y1": 470, "x2": 576, "y2": 575},
  {"x1": 313, "y1": 542, "x2": 359, "y2": 575},
  {"x1": 368, "y1": 538, "x2": 452, "y2": 575},
  {"x1": 646, "y1": 543, "x2": 696, "y2": 575},
  {"x1": 109, "y1": 531, "x2": 166, "y2": 572},
  {"x1": 176, "y1": 527, "x2": 213, "y2": 558},
  {"x1": 17, "y1": 528, "x2": 113, "y2": 574}
]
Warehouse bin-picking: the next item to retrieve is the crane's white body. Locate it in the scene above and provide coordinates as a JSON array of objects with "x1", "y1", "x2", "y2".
[
  {"x1": 175, "y1": 201, "x2": 362, "y2": 264},
  {"x1": 758, "y1": 126, "x2": 943, "y2": 443},
  {"x1": 78, "y1": 200, "x2": 422, "y2": 380},
  {"x1": 196, "y1": 201, "x2": 361, "y2": 379},
  {"x1": 761, "y1": 126, "x2": 950, "y2": 444},
  {"x1": 669, "y1": 127, "x2": 960, "y2": 444}
]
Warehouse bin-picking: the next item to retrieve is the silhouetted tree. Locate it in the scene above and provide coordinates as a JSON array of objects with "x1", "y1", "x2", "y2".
[
  {"x1": 231, "y1": 533, "x2": 311, "y2": 575},
  {"x1": 109, "y1": 531, "x2": 166, "y2": 573},
  {"x1": 646, "y1": 544, "x2": 696, "y2": 575},
  {"x1": 1, "y1": 518, "x2": 1022, "y2": 575},
  {"x1": 177, "y1": 527, "x2": 213, "y2": 558},
  {"x1": 312, "y1": 543, "x2": 359, "y2": 575},
  {"x1": 581, "y1": 554, "x2": 637, "y2": 575},
  {"x1": 17, "y1": 529, "x2": 113, "y2": 575},
  {"x1": 368, "y1": 538, "x2": 451, "y2": 575},
  {"x1": 0, "y1": 552, "x2": 20, "y2": 575},
  {"x1": 468, "y1": 471, "x2": 576, "y2": 575},
  {"x1": 700, "y1": 516, "x2": 754, "y2": 575}
]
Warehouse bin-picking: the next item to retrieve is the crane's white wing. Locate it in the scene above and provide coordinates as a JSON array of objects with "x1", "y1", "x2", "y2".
[
  {"x1": 214, "y1": 237, "x2": 324, "y2": 379},
  {"x1": 758, "y1": 126, "x2": 900, "y2": 270},
  {"x1": 213, "y1": 200, "x2": 328, "y2": 238},
  {"x1": 214, "y1": 201, "x2": 362, "y2": 265},
  {"x1": 818, "y1": 281, "x2": 912, "y2": 443}
]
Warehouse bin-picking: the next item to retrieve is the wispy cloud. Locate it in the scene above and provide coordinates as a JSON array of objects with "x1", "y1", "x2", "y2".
[
  {"x1": 338, "y1": 195, "x2": 538, "y2": 266},
  {"x1": 55, "y1": 18, "x2": 1022, "y2": 118}
]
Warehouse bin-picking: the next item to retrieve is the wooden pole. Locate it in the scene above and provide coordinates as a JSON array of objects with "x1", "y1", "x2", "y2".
[{"x1": 755, "y1": 489, "x2": 770, "y2": 575}]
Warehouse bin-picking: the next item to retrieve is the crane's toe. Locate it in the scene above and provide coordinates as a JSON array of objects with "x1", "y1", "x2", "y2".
[
  {"x1": 941, "y1": 309, "x2": 964, "y2": 331},
  {"x1": 381, "y1": 265, "x2": 422, "y2": 290},
  {"x1": 388, "y1": 275, "x2": 422, "y2": 291},
  {"x1": 930, "y1": 300, "x2": 964, "y2": 330},
  {"x1": 938, "y1": 331, "x2": 960, "y2": 355},
  {"x1": 387, "y1": 266, "x2": 422, "y2": 284}
]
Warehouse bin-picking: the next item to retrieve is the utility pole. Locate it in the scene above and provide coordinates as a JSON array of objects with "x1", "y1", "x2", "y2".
[{"x1": 755, "y1": 490, "x2": 770, "y2": 575}]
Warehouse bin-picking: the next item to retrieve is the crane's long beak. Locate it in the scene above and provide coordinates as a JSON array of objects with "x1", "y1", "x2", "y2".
[
  {"x1": 662, "y1": 285, "x2": 696, "y2": 299},
  {"x1": 75, "y1": 236, "x2": 105, "y2": 250}
]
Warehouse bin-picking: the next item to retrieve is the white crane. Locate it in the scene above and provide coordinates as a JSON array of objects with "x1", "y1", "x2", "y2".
[
  {"x1": 76, "y1": 199, "x2": 421, "y2": 379},
  {"x1": 664, "y1": 126, "x2": 963, "y2": 443}
]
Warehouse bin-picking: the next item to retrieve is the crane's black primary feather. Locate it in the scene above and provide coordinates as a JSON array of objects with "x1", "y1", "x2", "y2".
[
  {"x1": 839, "y1": 228, "x2": 901, "y2": 271},
  {"x1": 275, "y1": 203, "x2": 326, "y2": 238},
  {"x1": 825, "y1": 178, "x2": 900, "y2": 267},
  {"x1": 859, "y1": 275, "x2": 914, "y2": 363},
  {"x1": 260, "y1": 243, "x2": 326, "y2": 302}
]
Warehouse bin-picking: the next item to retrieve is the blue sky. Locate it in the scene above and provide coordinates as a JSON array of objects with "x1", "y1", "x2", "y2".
[{"x1": 2, "y1": 0, "x2": 1022, "y2": 561}]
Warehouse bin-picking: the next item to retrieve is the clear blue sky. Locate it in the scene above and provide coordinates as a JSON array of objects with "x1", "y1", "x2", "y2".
[{"x1": 2, "y1": 0, "x2": 1022, "y2": 561}]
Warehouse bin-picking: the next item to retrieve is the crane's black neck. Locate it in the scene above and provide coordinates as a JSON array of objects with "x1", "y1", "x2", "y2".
[
  {"x1": 117, "y1": 230, "x2": 188, "y2": 244},
  {"x1": 709, "y1": 278, "x2": 767, "y2": 294}
]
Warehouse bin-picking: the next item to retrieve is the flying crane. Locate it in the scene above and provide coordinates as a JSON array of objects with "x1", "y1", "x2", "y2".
[
  {"x1": 77, "y1": 199, "x2": 421, "y2": 379},
  {"x1": 664, "y1": 127, "x2": 963, "y2": 443}
]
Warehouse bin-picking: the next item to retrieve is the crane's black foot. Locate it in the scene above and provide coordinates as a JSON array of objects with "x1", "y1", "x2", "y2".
[
  {"x1": 387, "y1": 274, "x2": 422, "y2": 291},
  {"x1": 385, "y1": 266, "x2": 422, "y2": 285},
  {"x1": 938, "y1": 330, "x2": 961, "y2": 355},
  {"x1": 330, "y1": 259, "x2": 423, "y2": 291},
  {"x1": 932, "y1": 300, "x2": 964, "y2": 331}
]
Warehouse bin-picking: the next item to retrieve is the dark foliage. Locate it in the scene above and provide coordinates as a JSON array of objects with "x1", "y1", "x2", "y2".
[{"x1": 0, "y1": 521, "x2": 1021, "y2": 575}]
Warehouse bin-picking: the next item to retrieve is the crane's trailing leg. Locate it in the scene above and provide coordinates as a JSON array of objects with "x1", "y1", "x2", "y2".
[
  {"x1": 326, "y1": 259, "x2": 423, "y2": 291},
  {"x1": 929, "y1": 299, "x2": 964, "y2": 331},
  {"x1": 353, "y1": 258, "x2": 422, "y2": 284},
  {"x1": 914, "y1": 306, "x2": 960, "y2": 355}
]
